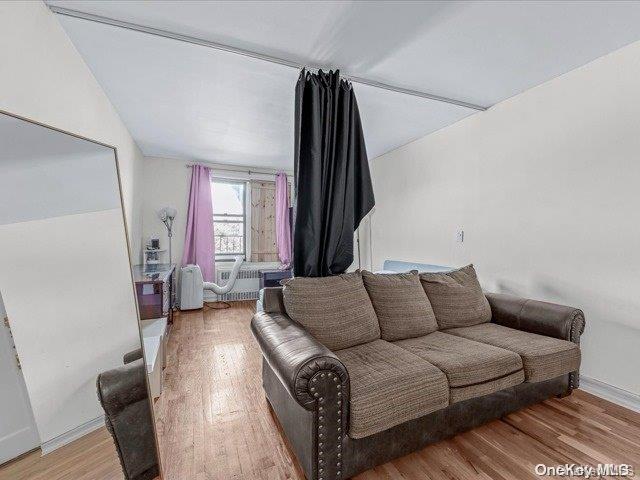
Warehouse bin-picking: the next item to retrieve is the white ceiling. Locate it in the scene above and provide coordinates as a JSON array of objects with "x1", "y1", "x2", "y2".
[{"x1": 49, "y1": 1, "x2": 640, "y2": 170}]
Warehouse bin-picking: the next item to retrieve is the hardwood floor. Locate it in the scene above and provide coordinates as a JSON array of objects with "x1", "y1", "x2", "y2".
[
  {"x1": 2, "y1": 302, "x2": 637, "y2": 480},
  {"x1": 0, "y1": 427, "x2": 122, "y2": 480},
  {"x1": 153, "y1": 301, "x2": 306, "y2": 480},
  {"x1": 155, "y1": 302, "x2": 640, "y2": 480}
]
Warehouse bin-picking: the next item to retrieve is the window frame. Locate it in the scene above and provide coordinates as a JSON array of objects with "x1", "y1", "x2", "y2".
[{"x1": 212, "y1": 177, "x2": 247, "y2": 261}]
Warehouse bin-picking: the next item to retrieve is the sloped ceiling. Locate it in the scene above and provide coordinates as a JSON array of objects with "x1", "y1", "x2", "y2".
[{"x1": 49, "y1": 1, "x2": 640, "y2": 169}]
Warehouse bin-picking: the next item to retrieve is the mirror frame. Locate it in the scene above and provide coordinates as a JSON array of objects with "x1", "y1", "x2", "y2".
[{"x1": 0, "y1": 108, "x2": 164, "y2": 478}]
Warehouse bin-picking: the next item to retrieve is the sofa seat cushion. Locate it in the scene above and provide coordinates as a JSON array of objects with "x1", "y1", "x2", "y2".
[
  {"x1": 449, "y1": 370, "x2": 525, "y2": 403},
  {"x1": 393, "y1": 331, "x2": 523, "y2": 388},
  {"x1": 419, "y1": 265, "x2": 492, "y2": 329},
  {"x1": 335, "y1": 339, "x2": 448, "y2": 439},
  {"x1": 445, "y1": 323, "x2": 581, "y2": 383},
  {"x1": 281, "y1": 272, "x2": 381, "y2": 351},
  {"x1": 362, "y1": 270, "x2": 438, "y2": 341}
]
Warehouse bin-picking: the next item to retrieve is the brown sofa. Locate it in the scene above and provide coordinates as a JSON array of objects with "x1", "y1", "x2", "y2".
[{"x1": 251, "y1": 266, "x2": 585, "y2": 480}]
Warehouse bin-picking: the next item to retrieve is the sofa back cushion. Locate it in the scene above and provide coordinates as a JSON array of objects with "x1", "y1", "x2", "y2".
[
  {"x1": 362, "y1": 271, "x2": 438, "y2": 341},
  {"x1": 419, "y1": 264, "x2": 491, "y2": 329},
  {"x1": 281, "y1": 272, "x2": 381, "y2": 350}
]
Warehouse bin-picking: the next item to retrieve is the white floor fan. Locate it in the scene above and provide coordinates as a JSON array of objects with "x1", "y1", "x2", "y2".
[
  {"x1": 180, "y1": 256, "x2": 244, "y2": 310},
  {"x1": 203, "y1": 255, "x2": 244, "y2": 309}
]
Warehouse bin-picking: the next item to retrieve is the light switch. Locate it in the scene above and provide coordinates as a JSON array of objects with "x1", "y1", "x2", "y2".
[{"x1": 456, "y1": 229, "x2": 464, "y2": 243}]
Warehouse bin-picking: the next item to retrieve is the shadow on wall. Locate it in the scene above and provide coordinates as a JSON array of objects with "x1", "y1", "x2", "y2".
[
  {"x1": 493, "y1": 279, "x2": 529, "y2": 297},
  {"x1": 536, "y1": 274, "x2": 638, "y2": 332},
  {"x1": 493, "y1": 273, "x2": 640, "y2": 394},
  {"x1": 493, "y1": 274, "x2": 639, "y2": 331}
]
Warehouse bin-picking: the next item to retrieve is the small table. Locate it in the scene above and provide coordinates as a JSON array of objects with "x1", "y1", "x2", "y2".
[
  {"x1": 132, "y1": 264, "x2": 175, "y2": 323},
  {"x1": 260, "y1": 268, "x2": 292, "y2": 289}
]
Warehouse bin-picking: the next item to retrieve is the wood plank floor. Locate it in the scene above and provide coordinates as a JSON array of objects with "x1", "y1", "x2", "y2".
[
  {"x1": 0, "y1": 427, "x2": 123, "y2": 480},
  {"x1": 2, "y1": 301, "x2": 637, "y2": 479},
  {"x1": 154, "y1": 302, "x2": 640, "y2": 480}
]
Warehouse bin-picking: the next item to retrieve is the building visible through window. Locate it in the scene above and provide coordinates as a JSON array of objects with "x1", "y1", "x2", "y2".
[{"x1": 212, "y1": 179, "x2": 246, "y2": 259}]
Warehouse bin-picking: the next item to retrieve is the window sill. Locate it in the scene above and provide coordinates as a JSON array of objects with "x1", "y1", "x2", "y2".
[{"x1": 215, "y1": 257, "x2": 245, "y2": 262}]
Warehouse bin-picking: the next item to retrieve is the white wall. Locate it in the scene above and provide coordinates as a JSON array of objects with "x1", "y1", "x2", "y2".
[
  {"x1": 141, "y1": 156, "x2": 192, "y2": 266},
  {"x1": 370, "y1": 40, "x2": 640, "y2": 396},
  {"x1": 0, "y1": 119, "x2": 140, "y2": 446},
  {"x1": 0, "y1": 1, "x2": 144, "y2": 446},
  {"x1": 0, "y1": 116, "x2": 141, "y2": 445},
  {"x1": 0, "y1": 292, "x2": 39, "y2": 463},
  {"x1": 141, "y1": 156, "x2": 293, "y2": 269},
  {"x1": 0, "y1": 1, "x2": 145, "y2": 261},
  {"x1": 0, "y1": 209, "x2": 140, "y2": 443}
]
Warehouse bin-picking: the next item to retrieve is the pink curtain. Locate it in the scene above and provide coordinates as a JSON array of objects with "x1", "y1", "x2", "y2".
[
  {"x1": 181, "y1": 165, "x2": 215, "y2": 281},
  {"x1": 275, "y1": 172, "x2": 292, "y2": 267}
]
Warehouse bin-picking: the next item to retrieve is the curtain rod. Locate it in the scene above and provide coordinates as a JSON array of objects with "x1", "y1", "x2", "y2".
[
  {"x1": 48, "y1": 5, "x2": 488, "y2": 112},
  {"x1": 186, "y1": 163, "x2": 292, "y2": 177}
]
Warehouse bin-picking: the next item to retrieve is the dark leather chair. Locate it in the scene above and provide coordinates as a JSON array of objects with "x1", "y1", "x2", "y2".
[{"x1": 97, "y1": 354, "x2": 159, "y2": 480}]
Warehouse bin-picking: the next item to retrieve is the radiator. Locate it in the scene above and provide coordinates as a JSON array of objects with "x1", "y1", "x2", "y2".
[
  {"x1": 216, "y1": 290, "x2": 260, "y2": 302},
  {"x1": 210, "y1": 263, "x2": 278, "y2": 302},
  {"x1": 219, "y1": 269, "x2": 261, "y2": 280}
]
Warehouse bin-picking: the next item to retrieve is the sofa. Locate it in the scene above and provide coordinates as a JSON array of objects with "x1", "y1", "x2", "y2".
[
  {"x1": 251, "y1": 265, "x2": 585, "y2": 480},
  {"x1": 97, "y1": 351, "x2": 159, "y2": 480}
]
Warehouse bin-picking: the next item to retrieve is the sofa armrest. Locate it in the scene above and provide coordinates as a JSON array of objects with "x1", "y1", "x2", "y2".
[
  {"x1": 97, "y1": 359, "x2": 159, "y2": 480},
  {"x1": 485, "y1": 292, "x2": 585, "y2": 344},
  {"x1": 250, "y1": 311, "x2": 349, "y2": 409},
  {"x1": 252, "y1": 311, "x2": 350, "y2": 480},
  {"x1": 123, "y1": 348, "x2": 143, "y2": 364},
  {"x1": 97, "y1": 359, "x2": 149, "y2": 416}
]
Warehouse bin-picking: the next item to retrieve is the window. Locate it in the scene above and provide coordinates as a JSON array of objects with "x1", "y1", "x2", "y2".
[{"x1": 212, "y1": 179, "x2": 246, "y2": 259}]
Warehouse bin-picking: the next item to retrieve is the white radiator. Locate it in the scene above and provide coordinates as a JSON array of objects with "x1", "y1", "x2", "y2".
[{"x1": 205, "y1": 262, "x2": 279, "y2": 302}]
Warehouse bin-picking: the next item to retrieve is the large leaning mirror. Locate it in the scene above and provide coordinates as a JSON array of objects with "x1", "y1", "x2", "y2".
[{"x1": 0, "y1": 111, "x2": 160, "y2": 480}]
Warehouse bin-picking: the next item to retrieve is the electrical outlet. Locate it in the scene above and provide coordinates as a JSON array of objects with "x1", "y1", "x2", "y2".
[{"x1": 456, "y1": 229, "x2": 464, "y2": 243}]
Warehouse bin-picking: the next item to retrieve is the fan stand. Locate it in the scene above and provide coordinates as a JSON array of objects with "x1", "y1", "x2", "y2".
[
  {"x1": 202, "y1": 256, "x2": 244, "y2": 311},
  {"x1": 204, "y1": 301, "x2": 231, "y2": 310}
]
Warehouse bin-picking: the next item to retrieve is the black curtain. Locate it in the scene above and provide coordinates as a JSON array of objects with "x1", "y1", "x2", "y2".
[{"x1": 293, "y1": 69, "x2": 375, "y2": 277}]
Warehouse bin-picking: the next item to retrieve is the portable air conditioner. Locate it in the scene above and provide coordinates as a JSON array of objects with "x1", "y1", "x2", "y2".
[{"x1": 179, "y1": 264, "x2": 204, "y2": 310}]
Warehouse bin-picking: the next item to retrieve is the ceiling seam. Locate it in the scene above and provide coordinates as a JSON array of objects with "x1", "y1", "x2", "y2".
[{"x1": 48, "y1": 5, "x2": 489, "y2": 112}]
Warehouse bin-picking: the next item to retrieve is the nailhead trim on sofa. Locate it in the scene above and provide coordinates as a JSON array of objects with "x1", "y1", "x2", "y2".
[
  {"x1": 568, "y1": 311, "x2": 585, "y2": 390},
  {"x1": 312, "y1": 371, "x2": 346, "y2": 479}
]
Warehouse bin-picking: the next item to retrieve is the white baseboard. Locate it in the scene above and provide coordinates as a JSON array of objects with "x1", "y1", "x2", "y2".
[
  {"x1": 580, "y1": 376, "x2": 640, "y2": 413},
  {"x1": 40, "y1": 415, "x2": 105, "y2": 455}
]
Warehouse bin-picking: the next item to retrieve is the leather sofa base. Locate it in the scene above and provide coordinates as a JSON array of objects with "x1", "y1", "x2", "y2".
[
  {"x1": 263, "y1": 357, "x2": 569, "y2": 480},
  {"x1": 133, "y1": 466, "x2": 160, "y2": 480},
  {"x1": 342, "y1": 375, "x2": 569, "y2": 478},
  {"x1": 263, "y1": 360, "x2": 316, "y2": 477}
]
